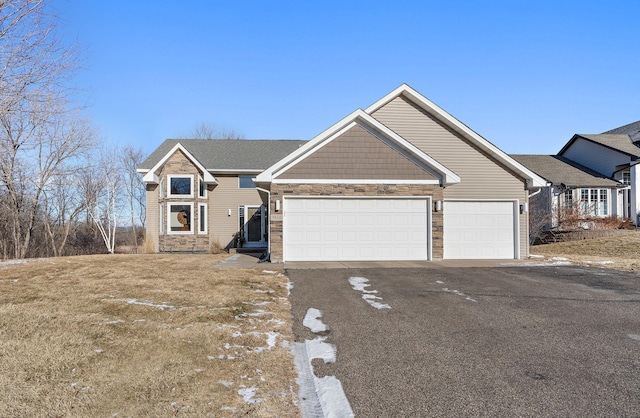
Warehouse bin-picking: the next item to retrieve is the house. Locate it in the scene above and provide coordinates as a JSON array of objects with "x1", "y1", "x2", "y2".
[
  {"x1": 138, "y1": 139, "x2": 306, "y2": 252},
  {"x1": 139, "y1": 84, "x2": 546, "y2": 261},
  {"x1": 557, "y1": 120, "x2": 640, "y2": 223},
  {"x1": 510, "y1": 154, "x2": 621, "y2": 230}
]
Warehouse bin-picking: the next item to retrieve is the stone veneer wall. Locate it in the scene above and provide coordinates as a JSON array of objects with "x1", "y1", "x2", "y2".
[
  {"x1": 269, "y1": 183, "x2": 444, "y2": 262},
  {"x1": 157, "y1": 150, "x2": 210, "y2": 252}
]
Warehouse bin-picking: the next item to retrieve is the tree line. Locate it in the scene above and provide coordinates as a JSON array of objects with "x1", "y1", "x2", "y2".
[{"x1": 0, "y1": 0, "x2": 145, "y2": 259}]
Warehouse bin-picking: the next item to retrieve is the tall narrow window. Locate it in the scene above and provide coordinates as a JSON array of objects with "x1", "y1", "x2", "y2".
[
  {"x1": 564, "y1": 189, "x2": 573, "y2": 208},
  {"x1": 199, "y1": 178, "x2": 206, "y2": 198},
  {"x1": 599, "y1": 190, "x2": 608, "y2": 216},
  {"x1": 198, "y1": 204, "x2": 207, "y2": 233}
]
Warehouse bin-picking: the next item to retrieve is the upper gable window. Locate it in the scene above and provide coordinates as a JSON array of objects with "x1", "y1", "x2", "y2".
[
  {"x1": 239, "y1": 176, "x2": 256, "y2": 189},
  {"x1": 167, "y1": 175, "x2": 193, "y2": 198},
  {"x1": 199, "y1": 178, "x2": 207, "y2": 198}
]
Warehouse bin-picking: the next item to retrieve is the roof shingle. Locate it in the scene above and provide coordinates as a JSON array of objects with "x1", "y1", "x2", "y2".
[
  {"x1": 139, "y1": 139, "x2": 307, "y2": 172},
  {"x1": 510, "y1": 154, "x2": 620, "y2": 188}
]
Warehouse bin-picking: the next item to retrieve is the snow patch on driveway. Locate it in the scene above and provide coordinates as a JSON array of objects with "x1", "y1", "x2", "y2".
[
  {"x1": 348, "y1": 276, "x2": 391, "y2": 309},
  {"x1": 292, "y1": 306, "x2": 354, "y2": 418},
  {"x1": 303, "y1": 308, "x2": 330, "y2": 334}
]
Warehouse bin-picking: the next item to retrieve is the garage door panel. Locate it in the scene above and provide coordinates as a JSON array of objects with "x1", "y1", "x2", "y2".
[
  {"x1": 284, "y1": 198, "x2": 429, "y2": 261},
  {"x1": 444, "y1": 201, "x2": 515, "y2": 260}
]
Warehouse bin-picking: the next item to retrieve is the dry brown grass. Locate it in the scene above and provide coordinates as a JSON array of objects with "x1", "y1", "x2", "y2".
[
  {"x1": 0, "y1": 254, "x2": 299, "y2": 417},
  {"x1": 532, "y1": 230, "x2": 640, "y2": 271}
]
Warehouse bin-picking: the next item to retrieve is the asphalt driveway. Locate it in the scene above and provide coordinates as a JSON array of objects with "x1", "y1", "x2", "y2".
[{"x1": 287, "y1": 264, "x2": 640, "y2": 417}]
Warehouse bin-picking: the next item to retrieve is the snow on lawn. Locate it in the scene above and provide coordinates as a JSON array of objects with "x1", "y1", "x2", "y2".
[{"x1": 348, "y1": 276, "x2": 391, "y2": 310}]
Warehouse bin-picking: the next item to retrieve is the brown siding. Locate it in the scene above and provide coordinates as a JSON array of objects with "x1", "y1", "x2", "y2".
[
  {"x1": 269, "y1": 183, "x2": 444, "y2": 262},
  {"x1": 209, "y1": 175, "x2": 264, "y2": 248},
  {"x1": 277, "y1": 124, "x2": 437, "y2": 181},
  {"x1": 145, "y1": 184, "x2": 159, "y2": 252},
  {"x1": 372, "y1": 96, "x2": 529, "y2": 258}
]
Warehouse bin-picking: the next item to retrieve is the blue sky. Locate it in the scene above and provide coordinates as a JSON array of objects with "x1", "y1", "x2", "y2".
[{"x1": 52, "y1": 0, "x2": 639, "y2": 156}]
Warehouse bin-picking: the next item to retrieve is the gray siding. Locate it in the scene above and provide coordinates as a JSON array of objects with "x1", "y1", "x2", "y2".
[
  {"x1": 561, "y1": 138, "x2": 631, "y2": 177},
  {"x1": 372, "y1": 96, "x2": 529, "y2": 258},
  {"x1": 277, "y1": 124, "x2": 437, "y2": 180}
]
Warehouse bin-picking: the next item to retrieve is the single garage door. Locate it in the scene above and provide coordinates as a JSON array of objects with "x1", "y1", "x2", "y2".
[
  {"x1": 284, "y1": 198, "x2": 429, "y2": 262},
  {"x1": 443, "y1": 201, "x2": 516, "y2": 259}
]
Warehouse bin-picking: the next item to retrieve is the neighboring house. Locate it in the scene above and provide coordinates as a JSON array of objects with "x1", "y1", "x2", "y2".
[
  {"x1": 138, "y1": 140, "x2": 306, "y2": 252},
  {"x1": 510, "y1": 154, "x2": 621, "y2": 229},
  {"x1": 558, "y1": 120, "x2": 640, "y2": 223},
  {"x1": 139, "y1": 84, "x2": 546, "y2": 261}
]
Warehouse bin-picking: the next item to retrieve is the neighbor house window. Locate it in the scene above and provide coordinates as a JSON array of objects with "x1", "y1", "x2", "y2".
[
  {"x1": 167, "y1": 175, "x2": 193, "y2": 198},
  {"x1": 623, "y1": 172, "x2": 631, "y2": 185},
  {"x1": 198, "y1": 203, "x2": 207, "y2": 233},
  {"x1": 580, "y1": 188, "x2": 608, "y2": 216},
  {"x1": 238, "y1": 176, "x2": 255, "y2": 189},
  {"x1": 564, "y1": 189, "x2": 573, "y2": 207},
  {"x1": 168, "y1": 203, "x2": 193, "y2": 234}
]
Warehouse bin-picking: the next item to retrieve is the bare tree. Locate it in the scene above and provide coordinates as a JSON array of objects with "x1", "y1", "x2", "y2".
[
  {"x1": 83, "y1": 147, "x2": 121, "y2": 254},
  {"x1": 0, "y1": 0, "x2": 87, "y2": 259},
  {"x1": 188, "y1": 122, "x2": 243, "y2": 140},
  {"x1": 120, "y1": 145, "x2": 146, "y2": 249}
]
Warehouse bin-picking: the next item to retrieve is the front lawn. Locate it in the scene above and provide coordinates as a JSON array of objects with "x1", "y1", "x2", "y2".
[{"x1": 0, "y1": 254, "x2": 299, "y2": 417}]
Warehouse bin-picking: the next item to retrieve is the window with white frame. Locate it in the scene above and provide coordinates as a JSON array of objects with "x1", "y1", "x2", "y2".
[
  {"x1": 580, "y1": 188, "x2": 608, "y2": 216},
  {"x1": 623, "y1": 171, "x2": 631, "y2": 185},
  {"x1": 168, "y1": 203, "x2": 193, "y2": 233},
  {"x1": 564, "y1": 189, "x2": 573, "y2": 207},
  {"x1": 238, "y1": 176, "x2": 256, "y2": 189},
  {"x1": 167, "y1": 175, "x2": 193, "y2": 198},
  {"x1": 199, "y1": 178, "x2": 207, "y2": 198},
  {"x1": 198, "y1": 203, "x2": 207, "y2": 233}
]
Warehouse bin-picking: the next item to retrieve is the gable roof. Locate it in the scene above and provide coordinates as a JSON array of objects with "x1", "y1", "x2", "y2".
[
  {"x1": 559, "y1": 134, "x2": 640, "y2": 159},
  {"x1": 510, "y1": 154, "x2": 621, "y2": 188},
  {"x1": 141, "y1": 143, "x2": 218, "y2": 184},
  {"x1": 138, "y1": 139, "x2": 307, "y2": 173},
  {"x1": 365, "y1": 84, "x2": 548, "y2": 188},
  {"x1": 256, "y1": 109, "x2": 461, "y2": 185}
]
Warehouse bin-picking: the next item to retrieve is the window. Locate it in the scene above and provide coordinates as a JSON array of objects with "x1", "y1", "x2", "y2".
[
  {"x1": 159, "y1": 204, "x2": 164, "y2": 234},
  {"x1": 198, "y1": 203, "x2": 207, "y2": 233},
  {"x1": 199, "y1": 178, "x2": 207, "y2": 198},
  {"x1": 167, "y1": 175, "x2": 193, "y2": 198},
  {"x1": 580, "y1": 188, "x2": 608, "y2": 216},
  {"x1": 623, "y1": 172, "x2": 631, "y2": 185},
  {"x1": 239, "y1": 176, "x2": 255, "y2": 189},
  {"x1": 564, "y1": 189, "x2": 573, "y2": 207},
  {"x1": 168, "y1": 203, "x2": 193, "y2": 234}
]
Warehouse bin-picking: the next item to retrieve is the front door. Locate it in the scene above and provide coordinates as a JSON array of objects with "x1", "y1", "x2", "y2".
[{"x1": 243, "y1": 205, "x2": 266, "y2": 247}]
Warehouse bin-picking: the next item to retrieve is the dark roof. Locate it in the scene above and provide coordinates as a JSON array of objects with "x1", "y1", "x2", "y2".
[
  {"x1": 602, "y1": 120, "x2": 640, "y2": 139},
  {"x1": 139, "y1": 139, "x2": 307, "y2": 172},
  {"x1": 510, "y1": 154, "x2": 621, "y2": 188},
  {"x1": 574, "y1": 134, "x2": 640, "y2": 158}
]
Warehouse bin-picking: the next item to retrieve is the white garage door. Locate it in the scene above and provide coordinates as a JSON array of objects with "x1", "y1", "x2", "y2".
[
  {"x1": 443, "y1": 201, "x2": 516, "y2": 259},
  {"x1": 284, "y1": 198, "x2": 429, "y2": 262}
]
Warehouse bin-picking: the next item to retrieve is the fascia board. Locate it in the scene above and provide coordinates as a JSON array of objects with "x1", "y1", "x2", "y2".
[
  {"x1": 142, "y1": 143, "x2": 218, "y2": 184},
  {"x1": 366, "y1": 84, "x2": 547, "y2": 188}
]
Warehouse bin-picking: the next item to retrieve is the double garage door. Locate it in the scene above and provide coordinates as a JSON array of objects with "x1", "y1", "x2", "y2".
[
  {"x1": 282, "y1": 198, "x2": 517, "y2": 261},
  {"x1": 284, "y1": 198, "x2": 429, "y2": 262}
]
